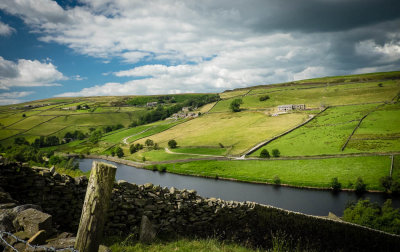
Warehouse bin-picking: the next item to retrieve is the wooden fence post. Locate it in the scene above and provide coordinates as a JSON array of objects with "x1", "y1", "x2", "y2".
[{"x1": 75, "y1": 161, "x2": 117, "y2": 252}]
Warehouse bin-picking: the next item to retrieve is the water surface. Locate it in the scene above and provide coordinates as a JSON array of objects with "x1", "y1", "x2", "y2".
[{"x1": 79, "y1": 158, "x2": 400, "y2": 216}]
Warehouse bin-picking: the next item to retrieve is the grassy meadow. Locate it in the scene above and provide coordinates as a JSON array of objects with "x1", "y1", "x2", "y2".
[
  {"x1": 134, "y1": 111, "x2": 308, "y2": 155},
  {"x1": 160, "y1": 156, "x2": 391, "y2": 190},
  {"x1": 1, "y1": 71, "x2": 399, "y2": 192}
]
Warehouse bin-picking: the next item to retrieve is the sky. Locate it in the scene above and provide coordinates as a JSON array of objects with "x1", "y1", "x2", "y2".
[{"x1": 0, "y1": 0, "x2": 399, "y2": 105}]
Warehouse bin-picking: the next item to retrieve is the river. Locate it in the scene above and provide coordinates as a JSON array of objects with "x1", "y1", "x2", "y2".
[{"x1": 79, "y1": 158, "x2": 400, "y2": 216}]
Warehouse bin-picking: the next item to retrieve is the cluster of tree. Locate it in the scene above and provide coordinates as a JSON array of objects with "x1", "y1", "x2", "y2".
[
  {"x1": 14, "y1": 136, "x2": 61, "y2": 149},
  {"x1": 130, "y1": 104, "x2": 183, "y2": 126},
  {"x1": 3, "y1": 141, "x2": 78, "y2": 170},
  {"x1": 380, "y1": 176, "x2": 400, "y2": 194},
  {"x1": 130, "y1": 143, "x2": 144, "y2": 154},
  {"x1": 230, "y1": 99, "x2": 243, "y2": 112},
  {"x1": 103, "y1": 124, "x2": 124, "y2": 133},
  {"x1": 343, "y1": 199, "x2": 400, "y2": 235},
  {"x1": 259, "y1": 95, "x2": 270, "y2": 101},
  {"x1": 89, "y1": 130, "x2": 103, "y2": 144},
  {"x1": 4, "y1": 144, "x2": 45, "y2": 164},
  {"x1": 145, "y1": 139, "x2": 159, "y2": 150},
  {"x1": 127, "y1": 94, "x2": 219, "y2": 107},
  {"x1": 76, "y1": 104, "x2": 90, "y2": 110},
  {"x1": 259, "y1": 149, "x2": 280, "y2": 158},
  {"x1": 64, "y1": 130, "x2": 86, "y2": 141},
  {"x1": 329, "y1": 177, "x2": 366, "y2": 194},
  {"x1": 32, "y1": 136, "x2": 60, "y2": 148},
  {"x1": 183, "y1": 94, "x2": 219, "y2": 108},
  {"x1": 111, "y1": 146, "x2": 124, "y2": 158}
]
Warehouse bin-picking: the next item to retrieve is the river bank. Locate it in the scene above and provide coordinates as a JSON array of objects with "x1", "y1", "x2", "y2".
[{"x1": 69, "y1": 154, "x2": 390, "y2": 193}]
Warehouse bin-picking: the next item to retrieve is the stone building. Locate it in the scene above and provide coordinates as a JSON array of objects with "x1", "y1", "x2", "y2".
[{"x1": 277, "y1": 104, "x2": 306, "y2": 112}]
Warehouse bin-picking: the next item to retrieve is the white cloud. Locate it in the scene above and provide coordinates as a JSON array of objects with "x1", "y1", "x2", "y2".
[
  {"x1": 1, "y1": 0, "x2": 399, "y2": 97},
  {"x1": 356, "y1": 39, "x2": 400, "y2": 63},
  {"x1": 0, "y1": 57, "x2": 66, "y2": 90},
  {"x1": 0, "y1": 21, "x2": 15, "y2": 36},
  {"x1": 0, "y1": 91, "x2": 34, "y2": 105}
]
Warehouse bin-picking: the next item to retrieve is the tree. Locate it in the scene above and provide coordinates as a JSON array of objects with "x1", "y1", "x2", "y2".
[
  {"x1": 135, "y1": 143, "x2": 144, "y2": 150},
  {"x1": 343, "y1": 199, "x2": 400, "y2": 235},
  {"x1": 230, "y1": 99, "x2": 243, "y2": 112},
  {"x1": 260, "y1": 149, "x2": 270, "y2": 158},
  {"x1": 354, "y1": 177, "x2": 367, "y2": 194},
  {"x1": 153, "y1": 143, "x2": 159, "y2": 150},
  {"x1": 130, "y1": 144, "x2": 137, "y2": 154},
  {"x1": 380, "y1": 176, "x2": 400, "y2": 194},
  {"x1": 115, "y1": 147, "x2": 124, "y2": 158},
  {"x1": 330, "y1": 177, "x2": 342, "y2": 192},
  {"x1": 168, "y1": 139, "x2": 177, "y2": 149},
  {"x1": 14, "y1": 137, "x2": 28, "y2": 145},
  {"x1": 259, "y1": 95, "x2": 270, "y2": 101},
  {"x1": 22, "y1": 113, "x2": 26, "y2": 118},
  {"x1": 272, "y1": 149, "x2": 280, "y2": 157},
  {"x1": 145, "y1": 139, "x2": 154, "y2": 147},
  {"x1": 89, "y1": 130, "x2": 102, "y2": 144}
]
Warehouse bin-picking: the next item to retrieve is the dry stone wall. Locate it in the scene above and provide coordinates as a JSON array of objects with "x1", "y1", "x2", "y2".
[{"x1": 1, "y1": 161, "x2": 400, "y2": 251}]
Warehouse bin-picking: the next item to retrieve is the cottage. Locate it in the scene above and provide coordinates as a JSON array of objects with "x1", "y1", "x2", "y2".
[
  {"x1": 277, "y1": 104, "x2": 306, "y2": 112},
  {"x1": 146, "y1": 102, "x2": 158, "y2": 107}
]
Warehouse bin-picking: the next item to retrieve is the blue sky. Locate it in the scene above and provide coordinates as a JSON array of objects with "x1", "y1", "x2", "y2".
[{"x1": 0, "y1": 0, "x2": 399, "y2": 105}]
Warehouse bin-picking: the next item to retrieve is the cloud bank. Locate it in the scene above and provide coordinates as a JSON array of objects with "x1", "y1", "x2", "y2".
[
  {"x1": 0, "y1": 57, "x2": 65, "y2": 90},
  {"x1": 0, "y1": 0, "x2": 399, "y2": 97}
]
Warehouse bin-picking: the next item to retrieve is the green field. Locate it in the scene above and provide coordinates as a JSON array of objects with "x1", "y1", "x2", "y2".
[
  {"x1": 135, "y1": 111, "x2": 308, "y2": 155},
  {"x1": 169, "y1": 147, "x2": 227, "y2": 156},
  {"x1": 127, "y1": 149, "x2": 196, "y2": 162},
  {"x1": 160, "y1": 156, "x2": 390, "y2": 190},
  {"x1": 211, "y1": 79, "x2": 399, "y2": 113},
  {"x1": 250, "y1": 103, "x2": 396, "y2": 157},
  {"x1": 346, "y1": 103, "x2": 400, "y2": 152},
  {"x1": 1, "y1": 71, "x2": 399, "y2": 192}
]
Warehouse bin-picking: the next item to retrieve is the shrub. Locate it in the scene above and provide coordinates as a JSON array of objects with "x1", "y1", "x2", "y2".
[
  {"x1": 129, "y1": 144, "x2": 137, "y2": 154},
  {"x1": 378, "y1": 83, "x2": 383, "y2": 87},
  {"x1": 343, "y1": 199, "x2": 400, "y2": 235},
  {"x1": 22, "y1": 114, "x2": 26, "y2": 118},
  {"x1": 115, "y1": 147, "x2": 124, "y2": 158},
  {"x1": 272, "y1": 149, "x2": 280, "y2": 157},
  {"x1": 219, "y1": 143, "x2": 224, "y2": 148},
  {"x1": 330, "y1": 177, "x2": 342, "y2": 192},
  {"x1": 145, "y1": 139, "x2": 154, "y2": 147},
  {"x1": 354, "y1": 177, "x2": 366, "y2": 194},
  {"x1": 229, "y1": 99, "x2": 243, "y2": 112},
  {"x1": 168, "y1": 139, "x2": 177, "y2": 149},
  {"x1": 259, "y1": 95, "x2": 270, "y2": 101},
  {"x1": 89, "y1": 130, "x2": 102, "y2": 144},
  {"x1": 151, "y1": 165, "x2": 158, "y2": 171},
  {"x1": 380, "y1": 176, "x2": 400, "y2": 194},
  {"x1": 158, "y1": 166, "x2": 167, "y2": 172},
  {"x1": 142, "y1": 156, "x2": 146, "y2": 162},
  {"x1": 153, "y1": 143, "x2": 159, "y2": 150},
  {"x1": 273, "y1": 175, "x2": 281, "y2": 185},
  {"x1": 259, "y1": 149, "x2": 270, "y2": 158}
]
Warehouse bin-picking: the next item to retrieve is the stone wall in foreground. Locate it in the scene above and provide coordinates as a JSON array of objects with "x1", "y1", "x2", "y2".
[{"x1": 1, "y1": 161, "x2": 400, "y2": 251}]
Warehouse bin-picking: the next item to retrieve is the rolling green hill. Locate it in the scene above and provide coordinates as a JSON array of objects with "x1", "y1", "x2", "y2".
[{"x1": 1, "y1": 71, "x2": 399, "y2": 191}]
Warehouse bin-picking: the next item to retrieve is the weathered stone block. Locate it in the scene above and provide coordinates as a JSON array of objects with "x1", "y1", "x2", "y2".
[{"x1": 14, "y1": 208, "x2": 52, "y2": 237}]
